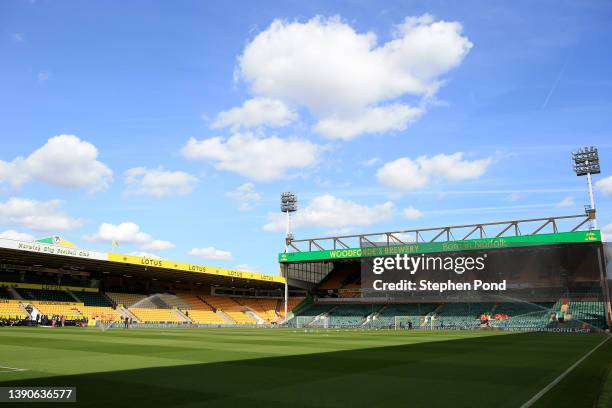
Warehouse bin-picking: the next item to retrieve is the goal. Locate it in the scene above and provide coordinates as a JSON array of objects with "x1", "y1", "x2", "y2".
[
  {"x1": 296, "y1": 315, "x2": 330, "y2": 329},
  {"x1": 394, "y1": 315, "x2": 434, "y2": 330}
]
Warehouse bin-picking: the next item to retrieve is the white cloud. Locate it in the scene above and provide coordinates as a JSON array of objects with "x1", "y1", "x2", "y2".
[
  {"x1": 140, "y1": 239, "x2": 175, "y2": 251},
  {"x1": 377, "y1": 152, "x2": 492, "y2": 190},
  {"x1": 361, "y1": 157, "x2": 382, "y2": 167},
  {"x1": 0, "y1": 229, "x2": 35, "y2": 241},
  {"x1": 235, "y1": 264, "x2": 258, "y2": 272},
  {"x1": 124, "y1": 167, "x2": 197, "y2": 197},
  {"x1": 602, "y1": 223, "x2": 612, "y2": 241},
  {"x1": 0, "y1": 135, "x2": 112, "y2": 192},
  {"x1": 507, "y1": 192, "x2": 522, "y2": 202},
  {"x1": 188, "y1": 247, "x2": 233, "y2": 261},
  {"x1": 212, "y1": 98, "x2": 297, "y2": 130},
  {"x1": 0, "y1": 197, "x2": 82, "y2": 231},
  {"x1": 596, "y1": 176, "x2": 612, "y2": 196},
  {"x1": 371, "y1": 232, "x2": 415, "y2": 243},
  {"x1": 84, "y1": 222, "x2": 174, "y2": 251},
  {"x1": 226, "y1": 182, "x2": 261, "y2": 211},
  {"x1": 403, "y1": 206, "x2": 424, "y2": 219},
  {"x1": 181, "y1": 132, "x2": 320, "y2": 181},
  {"x1": 38, "y1": 71, "x2": 50, "y2": 82},
  {"x1": 237, "y1": 15, "x2": 472, "y2": 139},
  {"x1": 129, "y1": 251, "x2": 163, "y2": 260},
  {"x1": 84, "y1": 222, "x2": 151, "y2": 244},
  {"x1": 313, "y1": 104, "x2": 424, "y2": 140},
  {"x1": 555, "y1": 196, "x2": 574, "y2": 208},
  {"x1": 264, "y1": 194, "x2": 393, "y2": 231}
]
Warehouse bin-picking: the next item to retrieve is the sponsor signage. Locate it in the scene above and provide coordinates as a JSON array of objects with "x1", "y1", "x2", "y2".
[
  {"x1": 279, "y1": 230, "x2": 602, "y2": 263},
  {"x1": 0, "y1": 238, "x2": 107, "y2": 261},
  {"x1": 0, "y1": 237, "x2": 285, "y2": 285},
  {"x1": 0, "y1": 282, "x2": 98, "y2": 293},
  {"x1": 108, "y1": 253, "x2": 286, "y2": 284}
]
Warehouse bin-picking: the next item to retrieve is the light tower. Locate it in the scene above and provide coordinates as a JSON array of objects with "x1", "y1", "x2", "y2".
[
  {"x1": 280, "y1": 192, "x2": 298, "y2": 252},
  {"x1": 280, "y1": 192, "x2": 297, "y2": 322},
  {"x1": 572, "y1": 146, "x2": 600, "y2": 229}
]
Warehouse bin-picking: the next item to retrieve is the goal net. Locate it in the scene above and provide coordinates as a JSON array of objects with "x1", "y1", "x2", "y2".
[
  {"x1": 296, "y1": 315, "x2": 330, "y2": 329},
  {"x1": 394, "y1": 315, "x2": 435, "y2": 330}
]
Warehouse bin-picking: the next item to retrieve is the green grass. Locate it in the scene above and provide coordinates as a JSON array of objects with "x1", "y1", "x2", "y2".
[{"x1": 0, "y1": 327, "x2": 609, "y2": 407}]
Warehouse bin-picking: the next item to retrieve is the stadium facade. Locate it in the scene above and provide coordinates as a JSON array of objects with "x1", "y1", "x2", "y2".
[
  {"x1": 279, "y1": 213, "x2": 611, "y2": 331},
  {"x1": 0, "y1": 235, "x2": 305, "y2": 327},
  {"x1": 0, "y1": 211, "x2": 609, "y2": 332}
]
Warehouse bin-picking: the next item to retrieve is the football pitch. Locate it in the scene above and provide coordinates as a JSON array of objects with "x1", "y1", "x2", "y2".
[{"x1": 0, "y1": 327, "x2": 610, "y2": 407}]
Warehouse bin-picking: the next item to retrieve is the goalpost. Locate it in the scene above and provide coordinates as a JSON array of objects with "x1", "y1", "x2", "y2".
[
  {"x1": 296, "y1": 315, "x2": 330, "y2": 329},
  {"x1": 394, "y1": 315, "x2": 435, "y2": 330}
]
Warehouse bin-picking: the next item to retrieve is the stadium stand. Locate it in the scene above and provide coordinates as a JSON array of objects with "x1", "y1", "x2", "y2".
[
  {"x1": 328, "y1": 304, "x2": 378, "y2": 327},
  {"x1": 77, "y1": 306, "x2": 121, "y2": 322},
  {"x1": 129, "y1": 307, "x2": 183, "y2": 323},
  {"x1": 0, "y1": 301, "x2": 27, "y2": 320},
  {"x1": 234, "y1": 298, "x2": 280, "y2": 323},
  {"x1": 70, "y1": 291, "x2": 114, "y2": 307},
  {"x1": 176, "y1": 292, "x2": 212, "y2": 310},
  {"x1": 184, "y1": 310, "x2": 226, "y2": 324},
  {"x1": 0, "y1": 286, "x2": 11, "y2": 299},
  {"x1": 279, "y1": 297, "x2": 305, "y2": 318},
  {"x1": 201, "y1": 296, "x2": 256, "y2": 324},
  {"x1": 367, "y1": 303, "x2": 438, "y2": 328},
  {"x1": 286, "y1": 303, "x2": 335, "y2": 327},
  {"x1": 15, "y1": 288, "x2": 75, "y2": 303},
  {"x1": 434, "y1": 303, "x2": 490, "y2": 328},
  {"x1": 106, "y1": 292, "x2": 147, "y2": 307},
  {"x1": 31, "y1": 301, "x2": 82, "y2": 320},
  {"x1": 157, "y1": 293, "x2": 191, "y2": 309},
  {"x1": 568, "y1": 300, "x2": 607, "y2": 329}
]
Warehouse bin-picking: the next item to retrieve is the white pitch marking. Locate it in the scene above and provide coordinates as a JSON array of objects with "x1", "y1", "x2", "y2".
[
  {"x1": 0, "y1": 365, "x2": 28, "y2": 373},
  {"x1": 521, "y1": 335, "x2": 610, "y2": 408}
]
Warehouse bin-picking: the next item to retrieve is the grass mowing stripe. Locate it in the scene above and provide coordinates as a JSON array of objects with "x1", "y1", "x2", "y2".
[
  {"x1": 0, "y1": 328, "x2": 607, "y2": 407},
  {"x1": 521, "y1": 335, "x2": 610, "y2": 408}
]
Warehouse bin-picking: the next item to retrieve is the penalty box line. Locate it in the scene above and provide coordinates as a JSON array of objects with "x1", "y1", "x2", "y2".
[{"x1": 520, "y1": 334, "x2": 611, "y2": 408}]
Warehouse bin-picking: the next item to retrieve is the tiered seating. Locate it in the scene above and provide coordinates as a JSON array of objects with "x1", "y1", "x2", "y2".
[
  {"x1": 176, "y1": 293, "x2": 212, "y2": 310},
  {"x1": 568, "y1": 301, "x2": 606, "y2": 329},
  {"x1": 31, "y1": 302, "x2": 82, "y2": 320},
  {"x1": 235, "y1": 298, "x2": 279, "y2": 323},
  {"x1": 0, "y1": 272, "x2": 90, "y2": 287},
  {"x1": 0, "y1": 301, "x2": 27, "y2": 319},
  {"x1": 0, "y1": 287, "x2": 12, "y2": 299},
  {"x1": 328, "y1": 304, "x2": 377, "y2": 327},
  {"x1": 494, "y1": 302, "x2": 547, "y2": 316},
  {"x1": 201, "y1": 296, "x2": 256, "y2": 324},
  {"x1": 106, "y1": 292, "x2": 147, "y2": 307},
  {"x1": 435, "y1": 303, "x2": 490, "y2": 328},
  {"x1": 279, "y1": 297, "x2": 305, "y2": 317},
  {"x1": 184, "y1": 310, "x2": 226, "y2": 324},
  {"x1": 77, "y1": 306, "x2": 121, "y2": 322},
  {"x1": 368, "y1": 303, "x2": 438, "y2": 328},
  {"x1": 71, "y1": 291, "x2": 114, "y2": 307},
  {"x1": 129, "y1": 308, "x2": 183, "y2": 323},
  {"x1": 285, "y1": 301, "x2": 607, "y2": 330},
  {"x1": 319, "y1": 267, "x2": 352, "y2": 289},
  {"x1": 495, "y1": 302, "x2": 556, "y2": 329},
  {"x1": 287, "y1": 303, "x2": 335, "y2": 327},
  {"x1": 157, "y1": 293, "x2": 191, "y2": 309},
  {"x1": 15, "y1": 288, "x2": 74, "y2": 302},
  {"x1": 338, "y1": 284, "x2": 361, "y2": 298}
]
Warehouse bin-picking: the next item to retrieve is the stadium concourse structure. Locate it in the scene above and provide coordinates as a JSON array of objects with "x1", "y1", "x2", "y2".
[
  {"x1": 0, "y1": 236, "x2": 306, "y2": 327},
  {"x1": 280, "y1": 213, "x2": 612, "y2": 331}
]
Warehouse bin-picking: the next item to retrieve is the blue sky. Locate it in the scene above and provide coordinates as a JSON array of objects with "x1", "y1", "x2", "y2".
[{"x1": 1, "y1": 0, "x2": 611, "y2": 275}]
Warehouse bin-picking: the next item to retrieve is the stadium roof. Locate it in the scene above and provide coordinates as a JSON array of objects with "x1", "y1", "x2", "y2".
[
  {"x1": 0, "y1": 237, "x2": 286, "y2": 289},
  {"x1": 279, "y1": 214, "x2": 601, "y2": 263}
]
